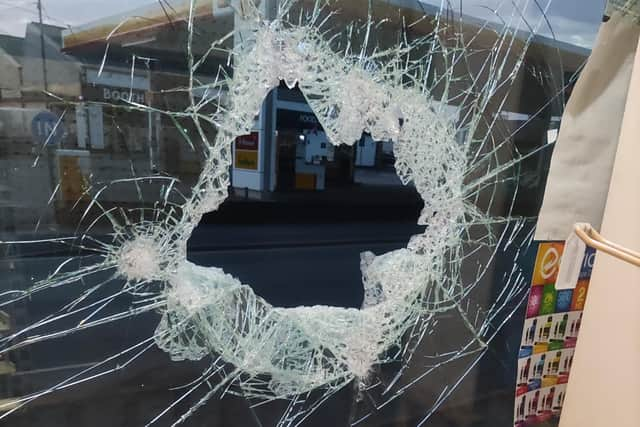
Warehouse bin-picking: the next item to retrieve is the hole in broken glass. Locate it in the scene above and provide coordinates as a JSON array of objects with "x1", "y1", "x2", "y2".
[{"x1": 186, "y1": 83, "x2": 424, "y2": 309}]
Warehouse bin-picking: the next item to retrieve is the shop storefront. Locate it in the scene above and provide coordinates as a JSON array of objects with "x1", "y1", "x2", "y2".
[
  {"x1": 231, "y1": 84, "x2": 403, "y2": 193},
  {"x1": 78, "y1": 67, "x2": 151, "y2": 153},
  {"x1": 275, "y1": 103, "x2": 336, "y2": 191}
]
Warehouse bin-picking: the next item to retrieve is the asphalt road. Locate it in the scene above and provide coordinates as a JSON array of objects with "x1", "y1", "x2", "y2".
[{"x1": 188, "y1": 222, "x2": 424, "y2": 308}]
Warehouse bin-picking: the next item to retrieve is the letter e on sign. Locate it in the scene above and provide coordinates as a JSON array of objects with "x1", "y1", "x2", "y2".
[{"x1": 532, "y1": 242, "x2": 565, "y2": 286}]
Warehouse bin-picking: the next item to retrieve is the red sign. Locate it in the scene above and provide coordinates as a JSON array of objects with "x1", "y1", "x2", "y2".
[{"x1": 236, "y1": 132, "x2": 259, "y2": 151}]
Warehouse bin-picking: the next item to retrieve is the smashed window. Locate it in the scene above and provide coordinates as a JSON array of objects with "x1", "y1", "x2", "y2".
[{"x1": 0, "y1": 0, "x2": 599, "y2": 425}]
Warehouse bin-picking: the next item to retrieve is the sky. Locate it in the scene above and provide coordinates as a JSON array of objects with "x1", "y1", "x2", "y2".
[{"x1": 0, "y1": 0, "x2": 606, "y2": 48}]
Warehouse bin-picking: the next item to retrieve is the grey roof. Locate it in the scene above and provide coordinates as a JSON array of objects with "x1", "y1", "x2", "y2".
[
  {"x1": 389, "y1": 0, "x2": 592, "y2": 57},
  {"x1": 1, "y1": 23, "x2": 75, "y2": 65},
  {"x1": 37, "y1": 23, "x2": 65, "y2": 46},
  {"x1": 0, "y1": 22, "x2": 66, "y2": 60},
  {"x1": 0, "y1": 34, "x2": 24, "y2": 59}
]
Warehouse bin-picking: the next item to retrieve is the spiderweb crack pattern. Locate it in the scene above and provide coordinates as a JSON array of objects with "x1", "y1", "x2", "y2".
[{"x1": 0, "y1": 0, "x2": 563, "y2": 425}]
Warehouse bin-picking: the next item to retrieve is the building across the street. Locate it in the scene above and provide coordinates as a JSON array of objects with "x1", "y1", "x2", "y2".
[{"x1": 0, "y1": 0, "x2": 590, "y2": 231}]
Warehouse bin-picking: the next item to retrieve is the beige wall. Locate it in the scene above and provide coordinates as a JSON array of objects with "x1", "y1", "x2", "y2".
[{"x1": 559, "y1": 29, "x2": 640, "y2": 427}]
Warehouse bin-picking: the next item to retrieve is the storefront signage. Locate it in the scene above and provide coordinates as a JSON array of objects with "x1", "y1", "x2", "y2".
[
  {"x1": 31, "y1": 110, "x2": 65, "y2": 145},
  {"x1": 234, "y1": 132, "x2": 259, "y2": 171},
  {"x1": 515, "y1": 241, "x2": 595, "y2": 427},
  {"x1": 276, "y1": 109, "x2": 322, "y2": 130},
  {"x1": 235, "y1": 150, "x2": 258, "y2": 170},
  {"x1": 82, "y1": 84, "x2": 146, "y2": 104},
  {"x1": 235, "y1": 132, "x2": 259, "y2": 151}
]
